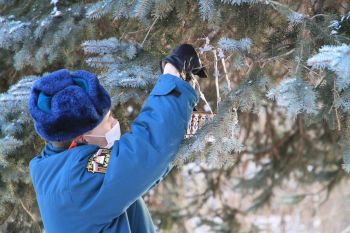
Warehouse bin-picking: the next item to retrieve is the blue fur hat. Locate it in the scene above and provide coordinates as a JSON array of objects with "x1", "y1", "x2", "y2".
[{"x1": 28, "y1": 69, "x2": 111, "y2": 142}]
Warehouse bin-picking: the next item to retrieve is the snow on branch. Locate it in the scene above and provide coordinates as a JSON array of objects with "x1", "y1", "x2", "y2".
[
  {"x1": 0, "y1": 75, "x2": 40, "y2": 104},
  {"x1": 133, "y1": 0, "x2": 154, "y2": 19},
  {"x1": 218, "y1": 37, "x2": 252, "y2": 53},
  {"x1": 307, "y1": 44, "x2": 350, "y2": 91},
  {"x1": 220, "y1": 0, "x2": 258, "y2": 5},
  {"x1": 198, "y1": 0, "x2": 216, "y2": 21},
  {"x1": 100, "y1": 66, "x2": 156, "y2": 90},
  {"x1": 0, "y1": 136, "x2": 23, "y2": 168},
  {"x1": 0, "y1": 16, "x2": 32, "y2": 49},
  {"x1": 82, "y1": 37, "x2": 138, "y2": 70},
  {"x1": 287, "y1": 11, "x2": 305, "y2": 26},
  {"x1": 267, "y1": 77, "x2": 317, "y2": 119},
  {"x1": 85, "y1": 0, "x2": 114, "y2": 20},
  {"x1": 81, "y1": 37, "x2": 157, "y2": 105}
]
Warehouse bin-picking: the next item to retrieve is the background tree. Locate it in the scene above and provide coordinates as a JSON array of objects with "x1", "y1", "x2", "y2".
[{"x1": 0, "y1": 0, "x2": 350, "y2": 232}]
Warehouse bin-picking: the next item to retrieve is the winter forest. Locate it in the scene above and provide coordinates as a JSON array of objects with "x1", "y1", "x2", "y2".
[{"x1": 1, "y1": 0, "x2": 350, "y2": 232}]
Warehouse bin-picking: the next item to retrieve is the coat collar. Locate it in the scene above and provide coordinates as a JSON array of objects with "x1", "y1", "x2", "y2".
[
  {"x1": 41, "y1": 142, "x2": 99, "y2": 158},
  {"x1": 43, "y1": 142, "x2": 67, "y2": 156}
]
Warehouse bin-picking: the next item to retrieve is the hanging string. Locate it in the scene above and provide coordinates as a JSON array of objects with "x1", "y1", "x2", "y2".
[
  {"x1": 190, "y1": 73, "x2": 214, "y2": 115},
  {"x1": 218, "y1": 48, "x2": 231, "y2": 91},
  {"x1": 212, "y1": 49, "x2": 221, "y2": 109}
]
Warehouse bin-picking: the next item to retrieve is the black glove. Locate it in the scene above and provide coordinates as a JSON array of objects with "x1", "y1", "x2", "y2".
[{"x1": 160, "y1": 44, "x2": 207, "y2": 81}]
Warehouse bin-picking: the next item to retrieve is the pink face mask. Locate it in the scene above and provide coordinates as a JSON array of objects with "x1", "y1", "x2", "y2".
[{"x1": 84, "y1": 121, "x2": 121, "y2": 149}]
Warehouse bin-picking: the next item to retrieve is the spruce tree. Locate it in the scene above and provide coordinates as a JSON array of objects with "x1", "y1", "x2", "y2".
[{"x1": 0, "y1": 0, "x2": 350, "y2": 232}]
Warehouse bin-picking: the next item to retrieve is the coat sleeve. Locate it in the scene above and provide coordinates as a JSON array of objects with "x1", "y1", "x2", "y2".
[
  {"x1": 74, "y1": 73, "x2": 198, "y2": 221},
  {"x1": 147, "y1": 162, "x2": 174, "y2": 192}
]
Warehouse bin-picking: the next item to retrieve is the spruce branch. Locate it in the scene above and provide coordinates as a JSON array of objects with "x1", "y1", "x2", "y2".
[
  {"x1": 198, "y1": 0, "x2": 216, "y2": 21},
  {"x1": 307, "y1": 44, "x2": 350, "y2": 91},
  {"x1": 267, "y1": 77, "x2": 317, "y2": 120},
  {"x1": 133, "y1": 0, "x2": 154, "y2": 19}
]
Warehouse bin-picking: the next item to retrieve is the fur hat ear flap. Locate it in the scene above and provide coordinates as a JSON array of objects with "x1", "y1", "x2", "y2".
[
  {"x1": 37, "y1": 92, "x2": 52, "y2": 114},
  {"x1": 72, "y1": 77, "x2": 88, "y2": 92}
]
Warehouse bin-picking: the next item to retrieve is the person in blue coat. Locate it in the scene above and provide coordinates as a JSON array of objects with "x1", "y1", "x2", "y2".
[{"x1": 28, "y1": 44, "x2": 207, "y2": 233}]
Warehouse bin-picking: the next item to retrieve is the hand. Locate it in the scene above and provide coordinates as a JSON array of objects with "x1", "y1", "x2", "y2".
[{"x1": 160, "y1": 44, "x2": 207, "y2": 81}]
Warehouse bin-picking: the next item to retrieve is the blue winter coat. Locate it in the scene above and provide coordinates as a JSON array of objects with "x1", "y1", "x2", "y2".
[{"x1": 29, "y1": 73, "x2": 198, "y2": 233}]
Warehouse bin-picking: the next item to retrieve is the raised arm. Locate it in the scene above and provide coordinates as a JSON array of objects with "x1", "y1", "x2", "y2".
[{"x1": 75, "y1": 63, "x2": 198, "y2": 220}]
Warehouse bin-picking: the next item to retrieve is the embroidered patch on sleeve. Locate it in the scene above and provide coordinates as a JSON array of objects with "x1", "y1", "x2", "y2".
[{"x1": 86, "y1": 148, "x2": 111, "y2": 174}]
